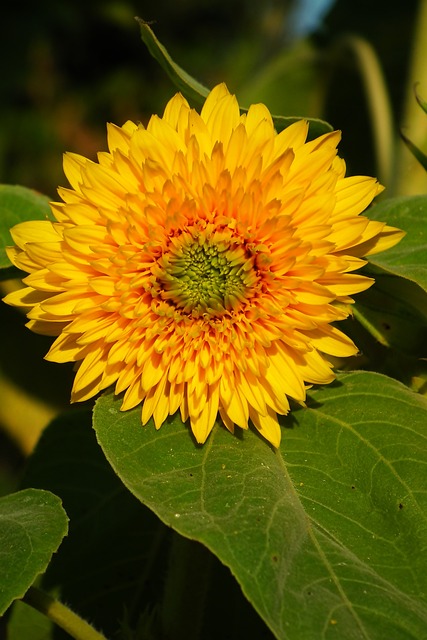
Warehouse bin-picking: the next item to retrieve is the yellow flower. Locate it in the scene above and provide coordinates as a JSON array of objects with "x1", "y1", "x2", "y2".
[{"x1": 3, "y1": 84, "x2": 404, "y2": 446}]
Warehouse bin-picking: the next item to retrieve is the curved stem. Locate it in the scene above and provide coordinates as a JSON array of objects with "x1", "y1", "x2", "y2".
[
  {"x1": 22, "y1": 586, "x2": 108, "y2": 640},
  {"x1": 331, "y1": 35, "x2": 395, "y2": 189}
]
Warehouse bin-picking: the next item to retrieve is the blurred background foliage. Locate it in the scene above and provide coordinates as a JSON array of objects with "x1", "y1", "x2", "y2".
[
  {"x1": 0, "y1": 0, "x2": 421, "y2": 195},
  {"x1": 0, "y1": 0, "x2": 424, "y2": 488}
]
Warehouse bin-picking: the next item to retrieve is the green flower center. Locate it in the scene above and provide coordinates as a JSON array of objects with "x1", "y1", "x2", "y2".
[{"x1": 157, "y1": 231, "x2": 258, "y2": 315}]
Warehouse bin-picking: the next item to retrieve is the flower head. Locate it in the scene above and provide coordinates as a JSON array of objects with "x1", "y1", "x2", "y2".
[{"x1": 4, "y1": 84, "x2": 404, "y2": 446}]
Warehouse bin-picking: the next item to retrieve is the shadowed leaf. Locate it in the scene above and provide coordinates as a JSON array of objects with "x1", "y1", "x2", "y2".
[
  {"x1": 367, "y1": 195, "x2": 427, "y2": 292},
  {"x1": 0, "y1": 489, "x2": 68, "y2": 616}
]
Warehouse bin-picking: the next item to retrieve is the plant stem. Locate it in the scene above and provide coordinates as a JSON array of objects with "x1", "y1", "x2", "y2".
[
  {"x1": 395, "y1": 0, "x2": 427, "y2": 195},
  {"x1": 22, "y1": 586, "x2": 108, "y2": 640}
]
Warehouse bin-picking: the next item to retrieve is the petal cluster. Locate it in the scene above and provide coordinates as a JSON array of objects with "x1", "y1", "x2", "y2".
[{"x1": 4, "y1": 84, "x2": 404, "y2": 446}]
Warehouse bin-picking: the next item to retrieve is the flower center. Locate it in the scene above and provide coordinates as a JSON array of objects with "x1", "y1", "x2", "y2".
[{"x1": 156, "y1": 229, "x2": 258, "y2": 315}]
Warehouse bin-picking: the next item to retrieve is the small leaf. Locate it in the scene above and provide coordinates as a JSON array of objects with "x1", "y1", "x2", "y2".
[
  {"x1": 136, "y1": 18, "x2": 333, "y2": 138},
  {"x1": 367, "y1": 195, "x2": 427, "y2": 292},
  {"x1": 415, "y1": 84, "x2": 427, "y2": 115},
  {"x1": 400, "y1": 132, "x2": 427, "y2": 172},
  {"x1": 0, "y1": 185, "x2": 52, "y2": 269},
  {"x1": 136, "y1": 18, "x2": 209, "y2": 106},
  {"x1": 0, "y1": 488, "x2": 68, "y2": 616},
  {"x1": 93, "y1": 371, "x2": 427, "y2": 640}
]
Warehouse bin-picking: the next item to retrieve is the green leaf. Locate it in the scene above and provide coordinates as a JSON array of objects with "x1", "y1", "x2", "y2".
[
  {"x1": 0, "y1": 185, "x2": 52, "y2": 269},
  {"x1": 94, "y1": 371, "x2": 427, "y2": 640},
  {"x1": 415, "y1": 85, "x2": 427, "y2": 114},
  {"x1": 136, "y1": 18, "x2": 333, "y2": 138},
  {"x1": 270, "y1": 113, "x2": 333, "y2": 137},
  {"x1": 0, "y1": 488, "x2": 68, "y2": 616},
  {"x1": 367, "y1": 195, "x2": 427, "y2": 292},
  {"x1": 400, "y1": 132, "x2": 427, "y2": 172},
  {"x1": 136, "y1": 17, "x2": 209, "y2": 106}
]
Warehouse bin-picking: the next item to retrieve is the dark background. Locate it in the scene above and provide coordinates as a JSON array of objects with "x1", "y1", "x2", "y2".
[{"x1": 0, "y1": 0, "x2": 419, "y2": 195}]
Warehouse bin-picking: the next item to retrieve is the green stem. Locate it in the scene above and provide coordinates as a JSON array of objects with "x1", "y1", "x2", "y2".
[
  {"x1": 395, "y1": 0, "x2": 427, "y2": 195},
  {"x1": 22, "y1": 586, "x2": 108, "y2": 640},
  {"x1": 330, "y1": 35, "x2": 394, "y2": 188}
]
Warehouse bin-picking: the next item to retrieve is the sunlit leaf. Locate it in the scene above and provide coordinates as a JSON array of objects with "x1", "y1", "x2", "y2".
[
  {"x1": 94, "y1": 371, "x2": 427, "y2": 640},
  {"x1": 0, "y1": 489, "x2": 68, "y2": 616},
  {"x1": 0, "y1": 185, "x2": 52, "y2": 269},
  {"x1": 367, "y1": 195, "x2": 427, "y2": 292}
]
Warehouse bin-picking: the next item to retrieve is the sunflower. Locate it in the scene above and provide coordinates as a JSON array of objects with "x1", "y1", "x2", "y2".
[{"x1": 3, "y1": 84, "x2": 404, "y2": 446}]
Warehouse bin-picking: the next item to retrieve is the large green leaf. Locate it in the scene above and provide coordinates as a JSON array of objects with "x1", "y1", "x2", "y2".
[
  {"x1": 93, "y1": 371, "x2": 427, "y2": 640},
  {"x1": 367, "y1": 195, "x2": 427, "y2": 292},
  {"x1": 0, "y1": 185, "x2": 52, "y2": 270},
  {"x1": 0, "y1": 488, "x2": 68, "y2": 616}
]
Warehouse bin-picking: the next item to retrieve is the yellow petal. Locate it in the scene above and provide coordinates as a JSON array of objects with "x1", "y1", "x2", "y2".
[
  {"x1": 3, "y1": 286, "x2": 50, "y2": 308},
  {"x1": 63, "y1": 152, "x2": 93, "y2": 192},
  {"x1": 249, "y1": 405, "x2": 282, "y2": 448},
  {"x1": 200, "y1": 83, "x2": 231, "y2": 122},
  {"x1": 10, "y1": 221, "x2": 61, "y2": 250},
  {"x1": 362, "y1": 225, "x2": 406, "y2": 256},
  {"x1": 107, "y1": 121, "x2": 138, "y2": 153},
  {"x1": 308, "y1": 325, "x2": 358, "y2": 357}
]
